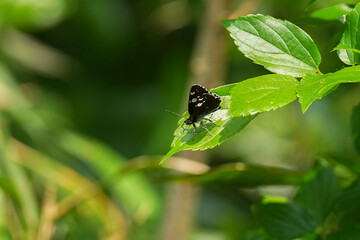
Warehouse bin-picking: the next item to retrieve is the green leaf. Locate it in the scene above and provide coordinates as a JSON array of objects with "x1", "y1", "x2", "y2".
[
  {"x1": 229, "y1": 74, "x2": 298, "y2": 117},
  {"x1": 333, "y1": 43, "x2": 360, "y2": 54},
  {"x1": 336, "y1": 179, "x2": 360, "y2": 211},
  {"x1": 222, "y1": 14, "x2": 321, "y2": 77},
  {"x1": 294, "y1": 167, "x2": 340, "y2": 224},
  {"x1": 352, "y1": 103, "x2": 360, "y2": 154},
  {"x1": 161, "y1": 85, "x2": 256, "y2": 164},
  {"x1": 211, "y1": 83, "x2": 237, "y2": 96},
  {"x1": 161, "y1": 111, "x2": 255, "y2": 163},
  {"x1": 310, "y1": 4, "x2": 352, "y2": 21},
  {"x1": 297, "y1": 65, "x2": 360, "y2": 112},
  {"x1": 338, "y1": 3, "x2": 360, "y2": 65},
  {"x1": 253, "y1": 202, "x2": 317, "y2": 239}
]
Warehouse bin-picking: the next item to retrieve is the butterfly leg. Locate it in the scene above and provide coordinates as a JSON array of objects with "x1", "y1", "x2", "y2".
[
  {"x1": 180, "y1": 122, "x2": 187, "y2": 134},
  {"x1": 203, "y1": 117, "x2": 219, "y2": 127},
  {"x1": 192, "y1": 123, "x2": 197, "y2": 137},
  {"x1": 200, "y1": 121, "x2": 213, "y2": 136}
]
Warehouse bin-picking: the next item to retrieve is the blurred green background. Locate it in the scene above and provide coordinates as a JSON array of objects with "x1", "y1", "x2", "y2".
[{"x1": 0, "y1": 0, "x2": 360, "y2": 239}]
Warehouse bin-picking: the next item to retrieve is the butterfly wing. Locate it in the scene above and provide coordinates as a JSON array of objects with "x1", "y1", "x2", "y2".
[
  {"x1": 188, "y1": 84, "x2": 221, "y2": 122},
  {"x1": 192, "y1": 93, "x2": 221, "y2": 118},
  {"x1": 188, "y1": 84, "x2": 209, "y2": 116}
]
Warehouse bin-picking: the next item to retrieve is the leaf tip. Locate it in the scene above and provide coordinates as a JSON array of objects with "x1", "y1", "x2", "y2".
[
  {"x1": 160, "y1": 146, "x2": 182, "y2": 164},
  {"x1": 160, "y1": 154, "x2": 171, "y2": 165},
  {"x1": 221, "y1": 19, "x2": 235, "y2": 28},
  {"x1": 299, "y1": 100, "x2": 311, "y2": 113}
]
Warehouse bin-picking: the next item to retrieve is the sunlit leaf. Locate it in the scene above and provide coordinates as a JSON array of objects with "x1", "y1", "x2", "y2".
[
  {"x1": 211, "y1": 83, "x2": 237, "y2": 96},
  {"x1": 222, "y1": 14, "x2": 321, "y2": 77},
  {"x1": 162, "y1": 111, "x2": 255, "y2": 163},
  {"x1": 161, "y1": 85, "x2": 256, "y2": 163},
  {"x1": 297, "y1": 65, "x2": 360, "y2": 112},
  {"x1": 253, "y1": 202, "x2": 317, "y2": 239},
  {"x1": 338, "y1": 2, "x2": 360, "y2": 65},
  {"x1": 229, "y1": 74, "x2": 298, "y2": 117}
]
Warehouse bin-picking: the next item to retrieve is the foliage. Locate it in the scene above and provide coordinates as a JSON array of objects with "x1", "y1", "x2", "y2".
[
  {"x1": 162, "y1": 2, "x2": 360, "y2": 239},
  {"x1": 163, "y1": 3, "x2": 360, "y2": 162},
  {"x1": 252, "y1": 166, "x2": 360, "y2": 240},
  {"x1": 0, "y1": 0, "x2": 360, "y2": 239},
  {"x1": 337, "y1": 3, "x2": 360, "y2": 65}
]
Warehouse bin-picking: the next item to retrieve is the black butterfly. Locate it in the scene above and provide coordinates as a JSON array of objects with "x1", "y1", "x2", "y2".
[{"x1": 167, "y1": 84, "x2": 222, "y2": 135}]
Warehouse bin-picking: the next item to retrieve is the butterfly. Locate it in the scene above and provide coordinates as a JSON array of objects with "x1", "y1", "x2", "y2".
[{"x1": 167, "y1": 84, "x2": 222, "y2": 135}]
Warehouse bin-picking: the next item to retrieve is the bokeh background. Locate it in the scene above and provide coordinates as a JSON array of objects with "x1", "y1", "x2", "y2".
[{"x1": 0, "y1": 0, "x2": 360, "y2": 239}]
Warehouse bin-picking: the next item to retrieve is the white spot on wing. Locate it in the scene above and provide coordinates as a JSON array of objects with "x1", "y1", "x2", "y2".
[
  {"x1": 196, "y1": 102, "x2": 203, "y2": 107},
  {"x1": 191, "y1": 98, "x2": 197, "y2": 103}
]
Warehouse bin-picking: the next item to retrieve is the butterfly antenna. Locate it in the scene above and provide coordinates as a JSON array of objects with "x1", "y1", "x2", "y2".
[
  {"x1": 166, "y1": 110, "x2": 188, "y2": 133},
  {"x1": 165, "y1": 110, "x2": 183, "y2": 118}
]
